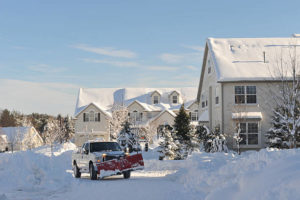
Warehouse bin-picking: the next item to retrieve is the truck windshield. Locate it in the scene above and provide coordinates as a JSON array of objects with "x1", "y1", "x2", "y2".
[{"x1": 90, "y1": 142, "x2": 122, "y2": 152}]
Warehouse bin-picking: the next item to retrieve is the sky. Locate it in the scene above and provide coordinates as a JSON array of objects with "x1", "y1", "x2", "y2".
[{"x1": 1, "y1": 0, "x2": 300, "y2": 115}]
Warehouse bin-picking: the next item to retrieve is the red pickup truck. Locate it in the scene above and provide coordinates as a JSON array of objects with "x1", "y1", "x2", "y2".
[{"x1": 72, "y1": 141, "x2": 144, "y2": 180}]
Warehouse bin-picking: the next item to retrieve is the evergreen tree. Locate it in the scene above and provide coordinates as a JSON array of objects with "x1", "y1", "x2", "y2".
[
  {"x1": 186, "y1": 126, "x2": 200, "y2": 154},
  {"x1": 266, "y1": 107, "x2": 293, "y2": 148},
  {"x1": 197, "y1": 125, "x2": 228, "y2": 153},
  {"x1": 0, "y1": 109, "x2": 16, "y2": 127},
  {"x1": 118, "y1": 121, "x2": 137, "y2": 152},
  {"x1": 157, "y1": 127, "x2": 180, "y2": 160},
  {"x1": 174, "y1": 104, "x2": 191, "y2": 141}
]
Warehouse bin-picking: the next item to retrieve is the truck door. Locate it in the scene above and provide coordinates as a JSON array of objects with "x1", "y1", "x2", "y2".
[{"x1": 82, "y1": 142, "x2": 90, "y2": 169}]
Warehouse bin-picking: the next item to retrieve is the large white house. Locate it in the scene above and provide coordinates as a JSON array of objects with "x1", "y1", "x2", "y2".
[
  {"x1": 74, "y1": 88, "x2": 198, "y2": 146},
  {"x1": 197, "y1": 37, "x2": 299, "y2": 150}
]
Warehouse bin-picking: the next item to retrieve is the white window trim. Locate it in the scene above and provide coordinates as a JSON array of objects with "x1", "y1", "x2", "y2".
[
  {"x1": 236, "y1": 121, "x2": 260, "y2": 146},
  {"x1": 234, "y1": 86, "x2": 257, "y2": 105}
]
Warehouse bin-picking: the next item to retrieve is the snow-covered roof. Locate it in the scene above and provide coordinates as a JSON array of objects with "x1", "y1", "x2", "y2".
[
  {"x1": 232, "y1": 112, "x2": 263, "y2": 119},
  {"x1": 149, "y1": 109, "x2": 177, "y2": 124},
  {"x1": 75, "y1": 88, "x2": 197, "y2": 116},
  {"x1": 0, "y1": 127, "x2": 40, "y2": 141},
  {"x1": 207, "y1": 37, "x2": 300, "y2": 82},
  {"x1": 198, "y1": 110, "x2": 209, "y2": 122}
]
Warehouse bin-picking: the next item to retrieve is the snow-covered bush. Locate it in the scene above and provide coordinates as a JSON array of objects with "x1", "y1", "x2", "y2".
[
  {"x1": 157, "y1": 127, "x2": 181, "y2": 160},
  {"x1": 198, "y1": 125, "x2": 228, "y2": 153},
  {"x1": 117, "y1": 121, "x2": 141, "y2": 152}
]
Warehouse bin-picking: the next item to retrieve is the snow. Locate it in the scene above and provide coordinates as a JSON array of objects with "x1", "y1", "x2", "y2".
[
  {"x1": 1, "y1": 143, "x2": 300, "y2": 200},
  {"x1": 75, "y1": 87, "x2": 197, "y2": 116},
  {"x1": 207, "y1": 37, "x2": 300, "y2": 82},
  {"x1": 232, "y1": 112, "x2": 263, "y2": 119},
  {"x1": 0, "y1": 127, "x2": 36, "y2": 141}
]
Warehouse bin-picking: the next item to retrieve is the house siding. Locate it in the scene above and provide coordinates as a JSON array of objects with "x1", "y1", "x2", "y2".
[{"x1": 74, "y1": 104, "x2": 110, "y2": 146}]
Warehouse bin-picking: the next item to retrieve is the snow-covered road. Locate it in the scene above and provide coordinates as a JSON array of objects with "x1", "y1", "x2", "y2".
[{"x1": 1, "y1": 143, "x2": 300, "y2": 200}]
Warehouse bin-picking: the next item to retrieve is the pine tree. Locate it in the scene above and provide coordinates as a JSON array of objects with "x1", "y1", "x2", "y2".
[
  {"x1": 0, "y1": 109, "x2": 16, "y2": 127},
  {"x1": 197, "y1": 125, "x2": 228, "y2": 153},
  {"x1": 186, "y1": 126, "x2": 200, "y2": 154},
  {"x1": 266, "y1": 107, "x2": 292, "y2": 148},
  {"x1": 174, "y1": 104, "x2": 191, "y2": 141},
  {"x1": 157, "y1": 127, "x2": 180, "y2": 160},
  {"x1": 118, "y1": 121, "x2": 136, "y2": 152}
]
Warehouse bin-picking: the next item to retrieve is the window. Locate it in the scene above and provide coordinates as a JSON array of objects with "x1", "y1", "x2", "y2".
[
  {"x1": 89, "y1": 111, "x2": 95, "y2": 122},
  {"x1": 215, "y1": 96, "x2": 219, "y2": 104},
  {"x1": 215, "y1": 87, "x2": 219, "y2": 105},
  {"x1": 246, "y1": 86, "x2": 257, "y2": 104},
  {"x1": 205, "y1": 100, "x2": 208, "y2": 106},
  {"x1": 132, "y1": 110, "x2": 142, "y2": 122},
  {"x1": 95, "y1": 113, "x2": 101, "y2": 122},
  {"x1": 235, "y1": 86, "x2": 256, "y2": 104},
  {"x1": 236, "y1": 122, "x2": 259, "y2": 145},
  {"x1": 83, "y1": 113, "x2": 89, "y2": 122},
  {"x1": 153, "y1": 96, "x2": 159, "y2": 104},
  {"x1": 84, "y1": 111, "x2": 100, "y2": 122},
  {"x1": 172, "y1": 95, "x2": 178, "y2": 104},
  {"x1": 208, "y1": 60, "x2": 211, "y2": 74},
  {"x1": 202, "y1": 101, "x2": 205, "y2": 108},
  {"x1": 191, "y1": 110, "x2": 198, "y2": 121}
]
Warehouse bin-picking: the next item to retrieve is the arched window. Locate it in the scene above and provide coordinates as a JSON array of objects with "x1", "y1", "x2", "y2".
[{"x1": 89, "y1": 111, "x2": 95, "y2": 122}]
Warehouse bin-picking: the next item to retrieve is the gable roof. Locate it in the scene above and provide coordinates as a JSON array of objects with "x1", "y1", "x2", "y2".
[
  {"x1": 75, "y1": 87, "x2": 197, "y2": 116},
  {"x1": 0, "y1": 127, "x2": 42, "y2": 142},
  {"x1": 75, "y1": 102, "x2": 112, "y2": 118},
  {"x1": 149, "y1": 109, "x2": 176, "y2": 124},
  {"x1": 127, "y1": 100, "x2": 161, "y2": 112},
  {"x1": 207, "y1": 37, "x2": 300, "y2": 82}
]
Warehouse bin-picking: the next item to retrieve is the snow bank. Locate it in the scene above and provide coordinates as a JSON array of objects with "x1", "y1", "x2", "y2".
[
  {"x1": 0, "y1": 142, "x2": 76, "y2": 195},
  {"x1": 170, "y1": 148, "x2": 300, "y2": 200},
  {"x1": 1, "y1": 143, "x2": 300, "y2": 200}
]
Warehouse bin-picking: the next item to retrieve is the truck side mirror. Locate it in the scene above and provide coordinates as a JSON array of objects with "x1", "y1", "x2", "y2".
[{"x1": 82, "y1": 148, "x2": 88, "y2": 154}]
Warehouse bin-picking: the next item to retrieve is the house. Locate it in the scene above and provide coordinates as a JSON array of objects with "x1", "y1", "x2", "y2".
[
  {"x1": 197, "y1": 37, "x2": 300, "y2": 150},
  {"x1": 74, "y1": 88, "x2": 198, "y2": 147},
  {"x1": 0, "y1": 126, "x2": 43, "y2": 151}
]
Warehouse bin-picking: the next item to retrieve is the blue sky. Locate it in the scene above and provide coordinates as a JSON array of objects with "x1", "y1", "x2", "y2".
[{"x1": 1, "y1": 0, "x2": 300, "y2": 115}]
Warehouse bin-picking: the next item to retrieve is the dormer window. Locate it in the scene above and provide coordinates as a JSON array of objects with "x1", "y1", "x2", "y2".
[
  {"x1": 153, "y1": 96, "x2": 159, "y2": 104},
  {"x1": 172, "y1": 95, "x2": 178, "y2": 104}
]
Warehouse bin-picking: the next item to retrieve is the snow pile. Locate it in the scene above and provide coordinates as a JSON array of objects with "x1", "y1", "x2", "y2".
[
  {"x1": 1, "y1": 143, "x2": 300, "y2": 200},
  {"x1": 171, "y1": 148, "x2": 300, "y2": 199},
  {"x1": 0, "y1": 143, "x2": 76, "y2": 194}
]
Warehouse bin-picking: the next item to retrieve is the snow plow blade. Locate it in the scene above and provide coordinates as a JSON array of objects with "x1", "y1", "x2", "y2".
[{"x1": 96, "y1": 153, "x2": 144, "y2": 177}]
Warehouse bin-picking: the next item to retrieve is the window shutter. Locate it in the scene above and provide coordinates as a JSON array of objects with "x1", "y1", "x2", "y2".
[
  {"x1": 83, "y1": 113, "x2": 86, "y2": 122},
  {"x1": 98, "y1": 113, "x2": 100, "y2": 121}
]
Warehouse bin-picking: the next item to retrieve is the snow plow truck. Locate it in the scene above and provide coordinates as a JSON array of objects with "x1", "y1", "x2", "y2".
[{"x1": 72, "y1": 141, "x2": 144, "y2": 180}]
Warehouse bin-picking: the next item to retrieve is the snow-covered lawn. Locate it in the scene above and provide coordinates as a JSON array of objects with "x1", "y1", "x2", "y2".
[{"x1": 0, "y1": 143, "x2": 300, "y2": 200}]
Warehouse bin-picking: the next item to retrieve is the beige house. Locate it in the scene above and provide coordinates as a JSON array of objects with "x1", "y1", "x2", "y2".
[
  {"x1": 74, "y1": 88, "x2": 198, "y2": 147},
  {"x1": 0, "y1": 126, "x2": 43, "y2": 151},
  {"x1": 197, "y1": 37, "x2": 299, "y2": 150}
]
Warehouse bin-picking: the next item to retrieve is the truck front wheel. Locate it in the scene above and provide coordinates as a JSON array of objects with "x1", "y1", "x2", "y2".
[
  {"x1": 123, "y1": 171, "x2": 131, "y2": 179},
  {"x1": 73, "y1": 163, "x2": 81, "y2": 178},
  {"x1": 89, "y1": 163, "x2": 97, "y2": 180}
]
